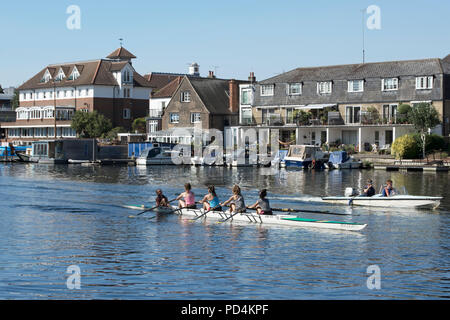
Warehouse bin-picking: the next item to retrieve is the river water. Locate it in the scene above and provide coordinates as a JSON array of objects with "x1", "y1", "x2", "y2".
[{"x1": 0, "y1": 163, "x2": 448, "y2": 299}]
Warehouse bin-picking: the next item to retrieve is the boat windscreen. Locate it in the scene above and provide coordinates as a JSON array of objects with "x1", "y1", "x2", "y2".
[
  {"x1": 329, "y1": 151, "x2": 348, "y2": 164},
  {"x1": 288, "y1": 146, "x2": 305, "y2": 158}
]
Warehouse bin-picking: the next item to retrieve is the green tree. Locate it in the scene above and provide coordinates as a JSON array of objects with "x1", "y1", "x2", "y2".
[
  {"x1": 397, "y1": 104, "x2": 412, "y2": 124},
  {"x1": 132, "y1": 117, "x2": 147, "y2": 133},
  {"x1": 106, "y1": 127, "x2": 127, "y2": 141},
  {"x1": 391, "y1": 134, "x2": 420, "y2": 159},
  {"x1": 408, "y1": 103, "x2": 441, "y2": 159},
  {"x1": 71, "y1": 111, "x2": 112, "y2": 138},
  {"x1": 11, "y1": 90, "x2": 19, "y2": 109}
]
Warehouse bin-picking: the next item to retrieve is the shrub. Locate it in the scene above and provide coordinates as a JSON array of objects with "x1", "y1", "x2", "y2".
[
  {"x1": 391, "y1": 134, "x2": 420, "y2": 159},
  {"x1": 106, "y1": 127, "x2": 127, "y2": 141}
]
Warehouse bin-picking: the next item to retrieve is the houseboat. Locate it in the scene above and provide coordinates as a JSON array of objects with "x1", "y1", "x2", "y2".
[{"x1": 283, "y1": 145, "x2": 328, "y2": 169}]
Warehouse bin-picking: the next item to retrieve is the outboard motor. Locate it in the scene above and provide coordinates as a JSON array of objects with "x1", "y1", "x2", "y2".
[{"x1": 345, "y1": 187, "x2": 355, "y2": 197}]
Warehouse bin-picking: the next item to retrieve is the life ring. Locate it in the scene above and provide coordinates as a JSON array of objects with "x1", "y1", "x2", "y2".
[{"x1": 312, "y1": 159, "x2": 316, "y2": 168}]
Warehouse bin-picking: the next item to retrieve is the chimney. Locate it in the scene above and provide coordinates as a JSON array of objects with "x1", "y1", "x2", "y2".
[
  {"x1": 229, "y1": 79, "x2": 239, "y2": 114},
  {"x1": 208, "y1": 71, "x2": 216, "y2": 78},
  {"x1": 248, "y1": 72, "x2": 256, "y2": 83}
]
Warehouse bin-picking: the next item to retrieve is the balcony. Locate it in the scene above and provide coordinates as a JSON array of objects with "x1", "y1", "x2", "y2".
[{"x1": 148, "y1": 110, "x2": 163, "y2": 118}]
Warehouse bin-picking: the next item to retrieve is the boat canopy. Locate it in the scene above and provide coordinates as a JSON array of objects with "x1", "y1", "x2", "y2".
[
  {"x1": 287, "y1": 145, "x2": 321, "y2": 159},
  {"x1": 329, "y1": 151, "x2": 349, "y2": 164}
]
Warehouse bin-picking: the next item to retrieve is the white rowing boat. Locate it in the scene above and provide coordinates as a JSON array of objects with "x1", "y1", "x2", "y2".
[
  {"x1": 123, "y1": 204, "x2": 367, "y2": 231},
  {"x1": 322, "y1": 194, "x2": 442, "y2": 209}
]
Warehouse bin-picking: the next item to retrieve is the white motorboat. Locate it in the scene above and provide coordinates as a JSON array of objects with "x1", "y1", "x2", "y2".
[
  {"x1": 322, "y1": 187, "x2": 442, "y2": 209},
  {"x1": 136, "y1": 146, "x2": 175, "y2": 165},
  {"x1": 324, "y1": 151, "x2": 362, "y2": 169}
]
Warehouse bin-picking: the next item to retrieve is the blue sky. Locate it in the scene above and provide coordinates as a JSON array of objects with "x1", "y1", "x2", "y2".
[{"x1": 1, "y1": 0, "x2": 449, "y2": 87}]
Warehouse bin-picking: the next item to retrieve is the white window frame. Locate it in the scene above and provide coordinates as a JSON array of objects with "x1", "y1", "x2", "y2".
[
  {"x1": 170, "y1": 113, "x2": 179, "y2": 123},
  {"x1": 415, "y1": 76, "x2": 433, "y2": 90},
  {"x1": 260, "y1": 85, "x2": 274, "y2": 96},
  {"x1": 348, "y1": 80, "x2": 364, "y2": 93},
  {"x1": 190, "y1": 112, "x2": 201, "y2": 123},
  {"x1": 123, "y1": 108, "x2": 131, "y2": 119},
  {"x1": 317, "y1": 81, "x2": 332, "y2": 94},
  {"x1": 382, "y1": 78, "x2": 398, "y2": 91},
  {"x1": 181, "y1": 91, "x2": 191, "y2": 102},
  {"x1": 241, "y1": 89, "x2": 252, "y2": 105},
  {"x1": 287, "y1": 83, "x2": 302, "y2": 95}
]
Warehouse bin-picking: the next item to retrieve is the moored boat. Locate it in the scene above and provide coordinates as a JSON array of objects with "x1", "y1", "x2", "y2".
[
  {"x1": 136, "y1": 146, "x2": 175, "y2": 165},
  {"x1": 325, "y1": 151, "x2": 362, "y2": 169},
  {"x1": 284, "y1": 145, "x2": 328, "y2": 169}
]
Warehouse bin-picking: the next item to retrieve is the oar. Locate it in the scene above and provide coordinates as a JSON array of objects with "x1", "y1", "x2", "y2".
[
  {"x1": 270, "y1": 207, "x2": 354, "y2": 216},
  {"x1": 190, "y1": 204, "x2": 221, "y2": 221},
  {"x1": 217, "y1": 210, "x2": 241, "y2": 223}
]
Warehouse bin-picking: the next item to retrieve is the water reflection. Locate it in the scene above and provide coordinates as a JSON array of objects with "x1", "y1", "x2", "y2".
[{"x1": 0, "y1": 163, "x2": 448, "y2": 299}]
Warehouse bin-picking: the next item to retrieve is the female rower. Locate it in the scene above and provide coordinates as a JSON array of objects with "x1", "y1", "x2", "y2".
[
  {"x1": 155, "y1": 189, "x2": 169, "y2": 207},
  {"x1": 247, "y1": 189, "x2": 272, "y2": 215},
  {"x1": 200, "y1": 186, "x2": 221, "y2": 211},
  {"x1": 220, "y1": 185, "x2": 246, "y2": 214},
  {"x1": 176, "y1": 183, "x2": 196, "y2": 209}
]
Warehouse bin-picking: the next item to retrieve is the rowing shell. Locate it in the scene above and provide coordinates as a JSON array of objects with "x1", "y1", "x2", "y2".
[{"x1": 124, "y1": 205, "x2": 367, "y2": 231}]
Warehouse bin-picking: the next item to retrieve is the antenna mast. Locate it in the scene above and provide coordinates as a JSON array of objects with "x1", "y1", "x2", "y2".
[{"x1": 361, "y1": 9, "x2": 365, "y2": 64}]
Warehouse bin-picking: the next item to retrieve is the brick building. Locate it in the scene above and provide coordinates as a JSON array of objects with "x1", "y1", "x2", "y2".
[{"x1": 0, "y1": 47, "x2": 152, "y2": 144}]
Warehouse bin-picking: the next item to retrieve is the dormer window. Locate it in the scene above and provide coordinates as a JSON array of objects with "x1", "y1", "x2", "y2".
[
  {"x1": 382, "y1": 78, "x2": 398, "y2": 91},
  {"x1": 68, "y1": 67, "x2": 80, "y2": 81},
  {"x1": 261, "y1": 84, "x2": 274, "y2": 96},
  {"x1": 416, "y1": 76, "x2": 433, "y2": 89},
  {"x1": 123, "y1": 69, "x2": 133, "y2": 83},
  {"x1": 55, "y1": 68, "x2": 65, "y2": 81},
  {"x1": 287, "y1": 83, "x2": 302, "y2": 95},
  {"x1": 317, "y1": 81, "x2": 332, "y2": 94},
  {"x1": 40, "y1": 69, "x2": 52, "y2": 83}
]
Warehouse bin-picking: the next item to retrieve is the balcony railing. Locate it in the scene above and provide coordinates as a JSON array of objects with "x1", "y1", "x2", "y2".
[
  {"x1": 149, "y1": 110, "x2": 163, "y2": 118},
  {"x1": 239, "y1": 112, "x2": 411, "y2": 127}
]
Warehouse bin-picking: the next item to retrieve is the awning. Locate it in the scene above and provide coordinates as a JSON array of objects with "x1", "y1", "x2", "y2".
[
  {"x1": 256, "y1": 105, "x2": 306, "y2": 109},
  {"x1": 297, "y1": 104, "x2": 337, "y2": 110}
]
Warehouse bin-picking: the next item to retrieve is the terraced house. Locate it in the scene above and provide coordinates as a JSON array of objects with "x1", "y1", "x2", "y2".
[
  {"x1": 228, "y1": 55, "x2": 450, "y2": 152},
  {"x1": 0, "y1": 47, "x2": 152, "y2": 144}
]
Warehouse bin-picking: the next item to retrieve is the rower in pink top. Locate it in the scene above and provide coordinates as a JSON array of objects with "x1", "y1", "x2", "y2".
[{"x1": 176, "y1": 183, "x2": 196, "y2": 209}]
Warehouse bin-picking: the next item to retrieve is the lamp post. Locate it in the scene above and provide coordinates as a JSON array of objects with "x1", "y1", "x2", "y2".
[{"x1": 53, "y1": 80, "x2": 57, "y2": 139}]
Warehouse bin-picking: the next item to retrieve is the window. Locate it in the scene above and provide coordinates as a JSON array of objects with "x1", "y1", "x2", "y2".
[
  {"x1": 288, "y1": 83, "x2": 302, "y2": 95},
  {"x1": 317, "y1": 81, "x2": 332, "y2": 94},
  {"x1": 123, "y1": 108, "x2": 131, "y2": 119},
  {"x1": 62, "y1": 127, "x2": 76, "y2": 137},
  {"x1": 416, "y1": 76, "x2": 433, "y2": 89},
  {"x1": 191, "y1": 112, "x2": 201, "y2": 123},
  {"x1": 68, "y1": 67, "x2": 80, "y2": 81},
  {"x1": 382, "y1": 104, "x2": 397, "y2": 123},
  {"x1": 345, "y1": 106, "x2": 361, "y2": 124},
  {"x1": 181, "y1": 91, "x2": 191, "y2": 102},
  {"x1": 170, "y1": 113, "x2": 179, "y2": 123},
  {"x1": 348, "y1": 80, "x2": 364, "y2": 92},
  {"x1": 261, "y1": 85, "x2": 274, "y2": 96},
  {"x1": 148, "y1": 120, "x2": 159, "y2": 133},
  {"x1": 286, "y1": 107, "x2": 295, "y2": 124},
  {"x1": 55, "y1": 68, "x2": 65, "y2": 81},
  {"x1": 124, "y1": 88, "x2": 131, "y2": 98},
  {"x1": 241, "y1": 89, "x2": 252, "y2": 104},
  {"x1": 41, "y1": 70, "x2": 52, "y2": 83},
  {"x1": 382, "y1": 78, "x2": 398, "y2": 91},
  {"x1": 123, "y1": 69, "x2": 133, "y2": 83}
]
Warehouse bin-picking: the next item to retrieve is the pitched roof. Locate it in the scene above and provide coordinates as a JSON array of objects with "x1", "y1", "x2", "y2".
[
  {"x1": 260, "y1": 58, "x2": 445, "y2": 84},
  {"x1": 106, "y1": 47, "x2": 136, "y2": 60},
  {"x1": 152, "y1": 76, "x2": 182, "y2": 98},
  {"x1": 144, "y1": 72, "x2": 186, "y2": 92},
  {"x1": 18, "y1": 59, "x2": 152, "y2": 90},
  {"x1": 188, "y1": 77, "x2": 234, "y2": 115}
]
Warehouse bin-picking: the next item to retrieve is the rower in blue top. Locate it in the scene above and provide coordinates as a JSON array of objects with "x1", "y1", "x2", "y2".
[{"x1": 381, "y1": 179, "x2": 396, "y2": 197}]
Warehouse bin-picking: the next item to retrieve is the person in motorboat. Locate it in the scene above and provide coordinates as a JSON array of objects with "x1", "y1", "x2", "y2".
[
  {"x1": 361, "y1": 179, "x2": 376, "y2": 197},
  {"x1": 247, "y1": 189, "x2": 273, "y2": 215},
  {"x1": 220, "y1": 185, "x2": 246, "y2": 214},
  {"x1": 200, "y1": 186, "x2": 222, "y2": 211},
  {"x1": 381, "y1": 179, "x2": 396, "y2": 197},
  {"x1": 155, "y1": 189, "x2": 170, "y2": 207},
  {"x1": 176, "y1": 183, "x2": 196, "y2": 209}
]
